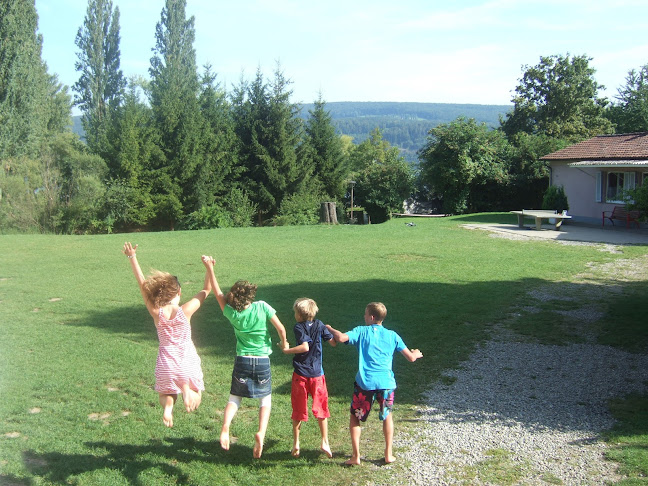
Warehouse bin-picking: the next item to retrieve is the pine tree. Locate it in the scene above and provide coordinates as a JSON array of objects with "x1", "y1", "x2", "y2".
[
  {"x1": 232, "y1": 65, "x2": 308, "y2": 221},
  {"x1": 197, "y1": 66, "x2": 239, "y2": 205},
  {"x1": 73, "y1": 0, "x2": 126, "y2": 161},
  {"x1": 304, "y1": 94, "x2": 349, "y2": 200},
  {"x1": 149, "y1": 0, "x2": 203, "y2": 224}
]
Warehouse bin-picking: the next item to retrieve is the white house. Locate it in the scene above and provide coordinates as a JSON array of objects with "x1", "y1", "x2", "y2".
[{"x1": 541, "y1": 132, "x2": 648, "y2": 224}]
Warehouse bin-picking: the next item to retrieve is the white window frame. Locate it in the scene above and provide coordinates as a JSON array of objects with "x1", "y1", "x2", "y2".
[{"x1": 605, "y1": 171, "x2": 636, "y2": 203}]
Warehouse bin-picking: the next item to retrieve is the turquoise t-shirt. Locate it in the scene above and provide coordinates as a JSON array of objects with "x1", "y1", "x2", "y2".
[
  {"x1": 223, "y1": 300, "x2": 276, "y2": 356},
  {"x1": 346, "y1": 324, "x2": 406, "y2": 390}
]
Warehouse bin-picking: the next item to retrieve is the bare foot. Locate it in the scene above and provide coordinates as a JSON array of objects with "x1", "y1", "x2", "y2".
[
  {"x1": 182, "y1": 386, "x2": 201, "y2": 412},
  {"x1": 384, "y1": 454, "x2": 396, "y2": 464},
  {"x1": 344, "y1": 456, "x2": 361, "y2": 466},
  {"x1": 220, "y1": 430, "x2": 230, "y2": 450},
  {"x1": 291, "y1": 445, "x2": 300, "y2": 457},
  {"x1": 320, "y1": 441, "x2": 332, "y2": 458},
  {"x1": 253, "y1": 432, "x2": 264, "y2": 458},
  {"x1": 162, "y1": 408, "x2": 174, "y2": 428}
]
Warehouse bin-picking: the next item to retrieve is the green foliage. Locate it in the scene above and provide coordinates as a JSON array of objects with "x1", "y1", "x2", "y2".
[
  {"x1": 505, "y1": 133, "x2": 568, "y2": 209},
  {"x1": 0, "y1": 0, "x2": 71, "y2": 160},
  {"x1": 180, "y1": 204, "x2": 233, "y2": 230},
  {"x1": 542, "y1": 185, "x2": 569, "y2": 213},
  {"x1": 149, "y1": 0, "x2": 204, "y2": 218},
  {"x1": 272, "y1": 191, "x2": 323, "y2": 226},
  {"x1": 623, "y1": 183, "x2": 648, "y2": 220},
  {"x1": 98, "y1": 179, "x2": 154, "y2": 232},
  {"x1": 73, "y1": 0, "x2": 126, "y2": 162},
  {"x1": 419, "y1": 117, "x2": 510, "y2": 214},
  {"x1": 303, "y1": 96, "x2": 350, "y2": 200},
  {"x1": 351, "y1": 129, "x2": 413, "y2": 223},
  {"x1": 501, "y1": 54, "x2": 613, "y2": 142},
  {"x1": 232, "y1": 65, "x2": 311, "y2": 221},
  {"x1": 607, "y1": 64, "x2": 648, "y2": 133},
  {"x1": 221, "y1": 187, "x2": 257, "y2": 227}
]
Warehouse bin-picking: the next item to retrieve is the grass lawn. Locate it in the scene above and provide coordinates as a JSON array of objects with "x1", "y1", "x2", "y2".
[{"x1": 1, "y1": 214, "x2": 647, "y2": 485}]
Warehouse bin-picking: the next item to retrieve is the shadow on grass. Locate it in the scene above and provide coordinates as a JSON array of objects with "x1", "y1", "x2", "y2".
[{"x1": 22, "y1": 436, "x2": 299, "y2": 485}]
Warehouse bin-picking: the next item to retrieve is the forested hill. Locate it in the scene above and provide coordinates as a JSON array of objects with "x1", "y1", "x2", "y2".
[{"x1": 299, "y1": 101, "x2": 512, "y2": 162}]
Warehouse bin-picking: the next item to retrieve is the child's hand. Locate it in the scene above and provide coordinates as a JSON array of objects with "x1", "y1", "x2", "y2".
[
  {"x1": 201, "y1": 255, "x2": 215, "y2": 267},
  {"x1": 412, "y1": 349, "x2": 423, "y2": 360},
  {"x1": 123, "y1": 242, "x2": 138, "y2": 258},
  {"x1": 279, "y1": 340, "x2": 289, "y2": 350}
]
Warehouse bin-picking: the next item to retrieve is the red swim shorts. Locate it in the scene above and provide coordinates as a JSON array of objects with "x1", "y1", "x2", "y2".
[{"x1": 291, "y1": 372, "x2": 331, "y2": 422}]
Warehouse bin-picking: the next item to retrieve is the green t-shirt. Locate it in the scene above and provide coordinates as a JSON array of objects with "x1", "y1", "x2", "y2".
[{"x1": 223, "y1": 300, "x2": 276, "y2": 356}]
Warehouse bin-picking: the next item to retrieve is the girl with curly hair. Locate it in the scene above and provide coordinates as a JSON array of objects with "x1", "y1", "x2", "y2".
[
  {"x1": 123, "y1": 242, "x2": 211, "y2": 427},
  {"x1": 202, "y1": 256, "x2": 288, "y2": 459}
]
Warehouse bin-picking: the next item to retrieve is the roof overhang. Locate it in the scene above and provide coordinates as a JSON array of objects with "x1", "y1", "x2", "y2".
[{"x1": 567, "y1": 160, "x2": 648, "y2": 168}]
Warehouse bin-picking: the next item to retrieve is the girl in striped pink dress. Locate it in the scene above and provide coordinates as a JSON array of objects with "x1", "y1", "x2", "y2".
[{"x1": 123, "y1": 242, "x2": 211, "y2": 427}]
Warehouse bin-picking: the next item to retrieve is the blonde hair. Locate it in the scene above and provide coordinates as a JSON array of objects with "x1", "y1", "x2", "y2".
[
  {"x1": 366, "y1": 302, "x2": 387, "y2": 322},
  {"x1": 226, "y1": 280, "x2": 258, "y2": 311},
  {"x1": 293, "y1": 297, "x2": 318, "y2": 321},
  {"x1": 142, "y1": 271, "x2": 180, "y2": 308}
]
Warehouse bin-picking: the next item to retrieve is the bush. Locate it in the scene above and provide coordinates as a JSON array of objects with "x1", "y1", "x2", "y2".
[
  {"x1": 623, "y1": 184, "x2": 648, "y2": 221},
  {"x1": 542, "y1": 185, "x2": 569, "y2": 213},
  {"x1": 180, "y1": 205, "x2": 233, "y2": 230},
  {"x1": 272, "y1": 191, "x2": 323, "y2": 226},
  {"x1": 222, "y1": 188, "x2": 257, "y2": 227}
]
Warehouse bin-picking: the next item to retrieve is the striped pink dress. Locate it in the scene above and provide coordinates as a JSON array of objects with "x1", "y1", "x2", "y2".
[{"x1": 154, "y1": 307, "x2": 204, "y2": 394}]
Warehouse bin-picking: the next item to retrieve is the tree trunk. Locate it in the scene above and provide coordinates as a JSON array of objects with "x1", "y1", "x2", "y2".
[{"x1": 320, "y1": 202, "x2": 338, "y2": 224}]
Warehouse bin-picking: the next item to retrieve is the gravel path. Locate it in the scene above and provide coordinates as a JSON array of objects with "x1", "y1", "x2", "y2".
[
  {"x1": 394, "y1": 255, "x2": 648, "y2": 485},
  {"x1": 396, "y1": 333, "x2": 648, "y2": 485}
]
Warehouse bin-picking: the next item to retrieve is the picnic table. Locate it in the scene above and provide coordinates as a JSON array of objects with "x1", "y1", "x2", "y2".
[{"x1": 510, "y1": 210, "x2": 572, "y2": 231}]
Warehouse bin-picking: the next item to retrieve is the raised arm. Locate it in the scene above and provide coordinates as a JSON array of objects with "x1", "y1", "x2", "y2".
[
  {"x1": 181, "y1": 262, "x2": 213, "y2": 318},
  {"x1": 123, "y1": 242, "x2": 156, "y2": 318},
  {"x1": 400, "y1": 347, "x2": 423, "y2": 362},
  {"x1": 269, "y1": 314, "x2": 289, "y2": 351},
  {"x1": 202, "y1": 255, "x2": 226, "y2": 311},
  {"x1": 325, "y1": 324, "x2": 349, "y2": 343}
]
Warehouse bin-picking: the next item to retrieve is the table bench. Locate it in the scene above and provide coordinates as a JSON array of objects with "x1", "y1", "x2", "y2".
[
  {"x1": 602, "y1": 206, "x2": 641, "y2": 229},
  {"x1": 510, "y1": 210, "x2": 572, "y2": 231}
]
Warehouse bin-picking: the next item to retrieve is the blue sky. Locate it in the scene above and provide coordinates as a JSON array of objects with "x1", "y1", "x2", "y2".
[{"x1": 35, "y1": 0, "x2": 648, "y2": 111}]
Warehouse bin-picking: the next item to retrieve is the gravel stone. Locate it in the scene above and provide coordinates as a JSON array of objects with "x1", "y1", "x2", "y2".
[{"x1": 394, "y1": 328, "x2": 648, "y2": 485}]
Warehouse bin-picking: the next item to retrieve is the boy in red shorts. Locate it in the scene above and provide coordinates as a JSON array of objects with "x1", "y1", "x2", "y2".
[{"x1": 283, "y1": 298, "x2": 336, "y2": 458}]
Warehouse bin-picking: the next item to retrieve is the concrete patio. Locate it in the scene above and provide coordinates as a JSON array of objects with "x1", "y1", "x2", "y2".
[{"x1": 462, "y1": 221, "x2": 648, "y2": 245}]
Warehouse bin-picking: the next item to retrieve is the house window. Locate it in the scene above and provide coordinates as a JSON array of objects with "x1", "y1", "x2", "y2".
[{"x1": 605, "y1": 171, "x2": 636, "y2": 203}]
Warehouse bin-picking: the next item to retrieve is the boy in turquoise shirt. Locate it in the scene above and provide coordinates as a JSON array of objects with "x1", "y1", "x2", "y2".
[{"x1": 326, "y1": 302, "x2": 422, "y2": 465}]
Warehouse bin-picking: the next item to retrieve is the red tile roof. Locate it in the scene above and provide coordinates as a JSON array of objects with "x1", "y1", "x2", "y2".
[{"x1": 541, "y1": 132, "x2": 648, "y2": 160}]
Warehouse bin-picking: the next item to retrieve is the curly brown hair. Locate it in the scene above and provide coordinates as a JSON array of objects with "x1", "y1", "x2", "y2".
[
  {"x1": 226, "y1": 280, "x2": 258, "y2": 311},
  {"x1": 142, "y1": 271, "x2": 181, "y2": 308}
]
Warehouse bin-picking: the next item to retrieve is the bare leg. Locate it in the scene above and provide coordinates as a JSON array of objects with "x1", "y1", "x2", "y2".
[
  {"x1": 181, "y1": 384, "x2": 202, "y2": 412},
  {"x1": 318, "y1": 417, "x2": 332, "y2": 458},
  {"x1": 291, "y1": 419, "x2": 302, "y2": 457},
  {"x1": 220, "y1": 400, "x2": 239, "y2": 450},
  {"x1": 345, "y1": 414, "x2": 361, "y2": 465},
  {"x1": 159, "y1": 394, "x2": 177, "y2": 427},
  {"x1": 253, "y1": 404, "x2": 271, "y2": 459},
  {"x1": 383, "y1": 413, "x2": 395, "y2": 463}
]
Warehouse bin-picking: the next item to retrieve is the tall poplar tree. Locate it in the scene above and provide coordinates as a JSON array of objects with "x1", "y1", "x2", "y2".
[
  {"x1": 0, "y1": 0, "x2": 54, "y2": 159},
  {"x1": 149, "y1": 0, "x2": 202, "y2": 225},
  {"x1": 73, "y1": 0, "x2": 126, "y2": 163}
]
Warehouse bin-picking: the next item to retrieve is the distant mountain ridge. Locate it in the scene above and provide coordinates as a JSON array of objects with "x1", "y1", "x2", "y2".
[
  {"x1": 71, "y1": 101, "x2": 511, "y2": 163},
  {"x1": 299, "y1": 101, "x2": 511, "y2": 162}
]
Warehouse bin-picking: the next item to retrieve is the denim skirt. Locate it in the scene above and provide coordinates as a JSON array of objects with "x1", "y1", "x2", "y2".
[{"x1": 230, "y1": 356, "x2": 272, "y2": 398}]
